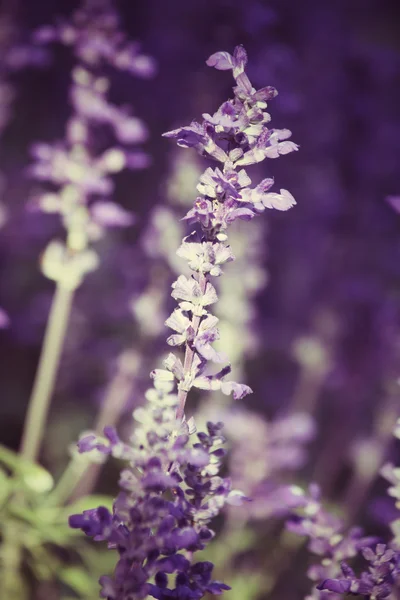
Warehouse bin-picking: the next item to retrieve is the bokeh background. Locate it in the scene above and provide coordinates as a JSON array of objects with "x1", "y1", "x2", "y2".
[{"x1": 0, "y1": 1, "x2": 400, "y2": 598}]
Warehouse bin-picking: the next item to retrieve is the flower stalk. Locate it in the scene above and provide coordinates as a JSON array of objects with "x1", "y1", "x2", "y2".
[
  {"x1": 176, "y1": 272, "x2": 208, "y2": 422},
  {"x1": 19, "y1": 0, "x2": 154, "y2": 464},
  {"x1": 19, "y1": 281, "x2": 74, "y2": 462}
]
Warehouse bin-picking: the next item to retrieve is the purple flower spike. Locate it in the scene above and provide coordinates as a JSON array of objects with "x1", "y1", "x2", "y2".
[
  {"x1": 70, "y1": 45, "x2": 297, "y2": 600},
  {"x1": 29, "y1": 0, "x2": 154, "y2": 293}
]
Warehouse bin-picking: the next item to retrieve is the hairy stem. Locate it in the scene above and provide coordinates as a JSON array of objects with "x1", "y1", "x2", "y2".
[
  {"x1": 176, "y1": 272, "x2": 207, "y2": 422},
  {"x1": 20, "y1": 282, "x2": 74, "y2": 463}
]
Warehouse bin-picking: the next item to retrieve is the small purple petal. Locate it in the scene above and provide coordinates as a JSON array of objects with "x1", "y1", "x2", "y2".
[
  {"x1": 318, "y1": 579, "x2": 351, "y2": 594},
  {"x1": 206, "y1": 51, "x2": 234, "y2": 70},
  {"x1": 91, "y1": 201, "x2": 135, "y2": 227}
]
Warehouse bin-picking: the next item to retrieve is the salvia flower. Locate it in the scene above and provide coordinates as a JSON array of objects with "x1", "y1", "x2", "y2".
[
  {"x1": 70, "y1": 45, "x2": 296, "y2": 599},
  {"x1": 164, "y1": 47, "x2": 298, "y2": 246},
  {"x1": 287, "y1": 484, "x2": 378, "y2": 599},
  {"x1": 30, "y1": 0, "x2": 154, "y2": 290},
  {"x1": 299, "y1": 419, "x2": 400, "y2": 599},
  {"x1": 318, "y1": 544, "x2": 400, "y2": 599},
  {"x1": 224, "y1": 410, "x2": 315, "y2": 520},
  {"x1": 33, "y1": 0, "x2": 156, "y2": 77}
]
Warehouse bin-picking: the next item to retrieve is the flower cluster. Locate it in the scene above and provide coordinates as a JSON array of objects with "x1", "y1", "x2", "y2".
[
  {"x1": 164, "y1": 45, "x2": 298, "y2": 241},
  {"x1": 289, "y1": 420, "x2": 400, "y2": 599},
  {"x1": 162, "y1": 44, "x2": 297, "y2": 422},
  {"x1": 33, "y1": 0, "x2": 156, "y2": 77},
  {"x1": 71, "y1": 409, "x2": 241, "y2": 598},
  {"x1": 286, "y1": 484, "x2": 377, "y2": 600},
  {"x1": 29, "y1": 0, "x2": 153, "y2": 290},
  {"x1": 224, "y1": 410, "x2": 315, "y2": 520},
  {"x1": 69, "y1": 45, "x2": 297, "y2": 599},
  {"x1": 316, "y1": 420, "x2": 400, "y2": 599},
  {"x1": 319, "y1": 544, "x2": 400, "y2": 599}
]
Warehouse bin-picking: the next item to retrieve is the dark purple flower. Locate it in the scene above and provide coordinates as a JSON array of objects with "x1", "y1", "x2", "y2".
[
  {"x1": 163, "y1": 122, "x2": 207, "y2": 149},
  {"x1": 69, "y1": 506, "x2": 112, "y2": 539}
]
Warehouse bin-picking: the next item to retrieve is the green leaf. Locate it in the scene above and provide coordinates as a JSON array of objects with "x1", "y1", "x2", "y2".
[
  {"x1": 58, "y1": 566, "x2": 97, "y2": 596},
  {"x1": 200, "y1": 527, "x2": 257, "y2": 567},
  {"x1": 0, "y1": 444, "x2": 24, "y2": 470},
  {"x1": 0, "y1": 570, "x2": 30, "y2": 600},
  {"x1": 78, "y1": 544, "x2": 116, "y2": 579},
  {"x1": 22, "y1": 465, "x2": 54, "y2": 494},
  {"x1": 226, "y1": 573, "x2": 267, "y2": 600},
  {"x1": 0, "y1": 445, "x2": 54, "y2": 493},
  {"x1": 8, "y1": 503, "x2": 40, "y2": 524},
  {"x1": 26, "y1": 545, "x2": 59, "y2": 580}
]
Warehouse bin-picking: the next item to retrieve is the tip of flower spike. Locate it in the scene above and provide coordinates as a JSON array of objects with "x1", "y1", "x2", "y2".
[
  {"x1": 233, "y1": 45, "x2": 248, "y2": 69},
  {"x1": 206, "y1": 45, "x2": 248, "y2": 73},
  {"x1": 206, "y1": 51, "x2": 234, "y2": 71}
]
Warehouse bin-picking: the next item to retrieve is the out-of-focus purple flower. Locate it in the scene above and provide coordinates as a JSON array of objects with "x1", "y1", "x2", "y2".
[
  {"x1": 0, "y1": 307, "x2": 10, "y2": 328},
  {"x1": 70, "y1": 67, "x2": 150, "y2": 145},
  {"x1": 4, "y1": 44, "x2": 50, "y2": 70},
  {"x1": 386, "y1": 196, "x2": 400, "y2": 214},
  {"x1": 29, "y1": 1, "x2": 155, "y2": 290},
  {"x1": 90, "y1": 201, "x2": 135, "y2": 228},
  {"x1": 33, "y1": 0, "x2": 156, "y2": 77},
  {"x1": 222, "y1": 410, "x2": 315, "y2": 519},
  {"x1": 318, "y1": 544, "x2": 400, "y2": 599},
  {"x1": 286, "y1": 484, "x2": 379, "y2": 598}
]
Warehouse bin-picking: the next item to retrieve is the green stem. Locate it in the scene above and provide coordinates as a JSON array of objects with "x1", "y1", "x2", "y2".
[
  {"x1": 19, "y1": 282, "x2": 75, "y2": 463},
  {"x1": 44, "y1": 453, "x2": 92, "y2": 507},
  {"x1": 0, "y1": 522, "x2": 24, "y2": 598},
  {"x1": 176, "y1": 273, "x2": 207, "y2": 422}
]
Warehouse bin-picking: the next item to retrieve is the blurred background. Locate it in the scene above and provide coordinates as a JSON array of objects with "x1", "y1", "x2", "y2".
[{"x1": 0, "y1": 0, "x2": 400, "y2": 598}]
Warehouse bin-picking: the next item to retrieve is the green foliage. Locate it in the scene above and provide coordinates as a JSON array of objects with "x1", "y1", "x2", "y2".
[
  {"x1": 226, "y1": 572, "x2": 268, "y2": 600},
  {"x1": 202, "y1": 527, "x2": 258, "y2": 569},
  {"x1": 0, "y1": 446, "x2": 114, "y2": 599}
]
